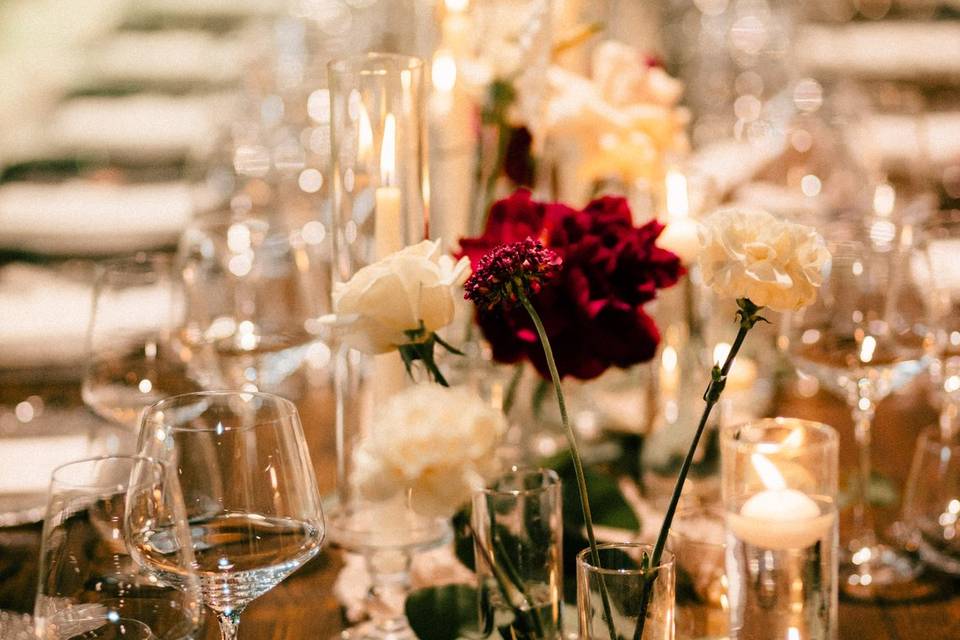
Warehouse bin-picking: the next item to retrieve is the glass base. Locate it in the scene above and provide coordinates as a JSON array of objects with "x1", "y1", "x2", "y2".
[
  {"x1": 841, "y1": 543, "x2": 921, "y2": 599},
  {"x1": 338, "y1": 619, "x2": 416, "y2": 640}
]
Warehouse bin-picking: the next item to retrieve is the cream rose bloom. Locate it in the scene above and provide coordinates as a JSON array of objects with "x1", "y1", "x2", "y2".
[
  {"x1": 698, "y1": 208, "x2": 831, "y2": 312},
  {"x1": 351, "y1": 384, "x2": 506, "y2": 518},
  {"x1": 327, "y1": 240, "x2": 470, "y2": 354}
]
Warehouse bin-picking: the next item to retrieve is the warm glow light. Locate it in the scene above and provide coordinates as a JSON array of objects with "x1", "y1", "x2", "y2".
[
  {"x1": 358, "y1": 105, "x2": 374, "y2": 164},
  {"x1": 782, "y1": 428, "x2": 805, "y2": 450},
  {"x1": 713, "y1": 342, "x2": 731, "y2": 366},
  {"x1": 859, "y1": 335, "x2": 877, "y2": 363},
  {"x1": 787, "y1": 628, "x2": 801, "y2": 640},
  {"x1": 665, "y1": 169, "x2": 689, "y2": 219},
  {"x1": 445, "y1": 0, "x2": 468, "y2": 11},
  {"x1": 432, "y1": 51, "x2": 457, "y2": 93},
  {"x1": 380, "y1": 113, "x2": 397, "y2": 186},
  {"x1": 873, "y1": 182, "x2": 896, "y2": 218},
  {"x1": 661, "y1": 345, "x2": 678, "y2": 372},
  {"x1": 751, "y1": 453, "x2": 787, "y2": 491}
]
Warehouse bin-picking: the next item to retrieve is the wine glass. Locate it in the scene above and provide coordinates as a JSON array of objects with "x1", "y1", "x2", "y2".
[
  {"x1": 782, "y1": 219, "x2": 934, "y2": 597},
  {"x1": 81, "y1": 253, "x2": 199, "y2": 430},
  {"x1": 176, "y1": 212, "x2": 320, "y2": 393},
  {"x1": 128, "y1": 391, "x2": 325, "y2": 640},
  {"x1": 35, "y1": 455, "x2": 202, "y2": 640}
]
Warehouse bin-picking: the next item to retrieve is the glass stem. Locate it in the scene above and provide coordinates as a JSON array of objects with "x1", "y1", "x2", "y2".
[
  {"x1": 365, "y1": 550, "x2": 413, "y2": 634},
  {"x1": 217, "y1": 609, "x2": 243, "y2": 640},
  {"x1": 850, "y1": 384, "x2": 878, "y2": 551}
]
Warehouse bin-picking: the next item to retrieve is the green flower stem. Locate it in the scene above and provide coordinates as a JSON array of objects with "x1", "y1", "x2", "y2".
[
  {"x1": 633, "y1": 298, "x2": 760, "y2": 640},
  {"x1": 517, "y1": 288, "x2": 618, "y2": 640},
  {"x1": 502, "y1": 363, "x2": 525, "y2": 417},
  {"x1": 468, "y1": 522, "x2": 545, "y2": 638}
]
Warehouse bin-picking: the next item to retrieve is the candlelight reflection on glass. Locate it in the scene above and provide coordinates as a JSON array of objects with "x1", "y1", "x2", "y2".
[{"x1": 721, "y1": 418, "x2": 838, "y2": 640}]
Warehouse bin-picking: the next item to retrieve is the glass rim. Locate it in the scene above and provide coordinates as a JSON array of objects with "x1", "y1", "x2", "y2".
[
  {"x1": 480, "y1": 466, "x2": 560, "y2": 497},
  {"x1": 144, "y1": 390, "x2": 299, "y2": 433},
  {"x1": 50, "y1": 454, "x2": 164, "y2": 490},
  {"x1": 720, "y1": 417, "x2": 837, "y2": 453},
  {"x1": 576, "y1": 543, "x2": 675, "y2": 575},
  {"x1": 328, "y1": 52, "x2": 424, "y2": 76}
]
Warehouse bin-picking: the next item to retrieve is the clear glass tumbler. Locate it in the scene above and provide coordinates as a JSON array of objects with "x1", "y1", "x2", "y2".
[
  {"x1": 577, "y1": 543, "x2": 676, "y2": 640},
  {"x1": 668, "y1": 506, "x2": 729, "y2": 640},
  {"x1": 472, "y1": 468, "x2": 563, "y2": 640}
]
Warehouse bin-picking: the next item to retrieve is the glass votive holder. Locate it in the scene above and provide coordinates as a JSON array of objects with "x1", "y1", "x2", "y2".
[
  {"x1": 902, "y1": 426, "x2": 960, "y2": 574},
  {"x1": 668, "y1": 506, "x2": 729, "y2": 640},
  {"x1": 720, "y1": 418, "x2": 838, "y2": 640},
  {"x1": 472, "y1": 468, "x2": 563, "y2": 640},
  {"x1": 577, "y1": 543, "x2": 675, "y2": 640}
]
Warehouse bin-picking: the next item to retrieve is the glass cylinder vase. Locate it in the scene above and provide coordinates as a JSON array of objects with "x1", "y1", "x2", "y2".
[
  {"x1": 721, "y1": 418, "x2": 838, "y2": 640},
  {"x1": 326, "y1": 52, "x2": 448, "y2": 640},
  {"x1": 472, "y1": 468, "x2": 563, "y2": 640},
  {"x1": 577, "y1": 543, "x2": 676, "y2": 640}
]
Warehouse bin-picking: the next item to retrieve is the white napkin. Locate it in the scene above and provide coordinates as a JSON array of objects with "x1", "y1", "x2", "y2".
[
  {"x1": 0, "y1": 180, "x2": 194, "y2": 255},
  {"x1": 798, "y1": 22, "x2": 960, "y2": 81},
  {"x1": 84, "y1": 31, "x2": 250, "y2": 86},
  {"x1": 50, "y1": 94, "x2": 221, "y2": 162},
  {"x1": 0, "y1": 263, "x2": 173, "y2": 369}
]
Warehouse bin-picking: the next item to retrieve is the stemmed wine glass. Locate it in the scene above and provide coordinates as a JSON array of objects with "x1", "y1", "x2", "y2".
[
  {"x1": 782, "y1": 220, "x2": 934, "y2": 597},
  {"x1": 126, "y1": 391, "x2": 325, "y2": 639}
]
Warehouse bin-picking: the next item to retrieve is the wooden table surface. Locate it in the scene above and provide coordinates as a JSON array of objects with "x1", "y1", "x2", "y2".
[{"x1": 2, "y1": 375, "x2": 959, "y2": 639}]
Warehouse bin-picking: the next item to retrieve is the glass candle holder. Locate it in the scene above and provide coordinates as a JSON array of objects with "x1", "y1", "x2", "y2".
[
  {"x1": 721, "y1": 418, "x2": 838, "y2": 640},
  {"x1": 327, "y1": 52, "x2": 446, "y2": 640},
  {"x1": 472, "y1": 468, "x2": 563, "y2": 640},
  {"x1": 668, "y1": 506, "x2": 729, "y2": 640},
  {"x1": 577, "y1": 543, "x2": 676, "y2": 640}
]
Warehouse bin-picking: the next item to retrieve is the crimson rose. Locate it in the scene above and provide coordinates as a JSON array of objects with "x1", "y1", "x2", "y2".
[{"x1": 459, "y1": 189, "x2": 684, "y2": 380}]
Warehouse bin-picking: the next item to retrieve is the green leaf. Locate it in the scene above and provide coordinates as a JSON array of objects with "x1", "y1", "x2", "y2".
[
  {"x1": 405, "y1": 584, "x2": 482, "y2": 640},
  {"x1": 548, "y1": 455, "x2": 640, "y2": 532}
]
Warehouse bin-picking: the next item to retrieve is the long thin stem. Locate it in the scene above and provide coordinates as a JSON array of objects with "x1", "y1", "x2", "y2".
[
  {"x1": 517, "y1": 289, "x2": 618, "y2": 640},
  {"x1": 849, "y1": 389, "x2": 878, "y2": 553},
  {"x1": 217, "y1": 610, "x2": 242, "y2": 640},
  {"x1": 634, "y1": 313, "x2": 753, "y2": 640}
]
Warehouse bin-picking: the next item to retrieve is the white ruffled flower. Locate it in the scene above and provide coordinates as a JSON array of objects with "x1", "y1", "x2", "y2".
[
  {"x1": 351, "y1": 384, "x2": 506, "y2": 518},
  {"x1": 326, "y1": 240, "x2": 471, "y2": 355},
  {"x1": 698, "y1": 208, "x2": 831, "y2": 312}
]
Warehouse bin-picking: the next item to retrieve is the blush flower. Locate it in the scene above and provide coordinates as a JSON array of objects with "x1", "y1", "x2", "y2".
[{"x1": 460, "y1": 189, "x2": 684, "y2": 380}]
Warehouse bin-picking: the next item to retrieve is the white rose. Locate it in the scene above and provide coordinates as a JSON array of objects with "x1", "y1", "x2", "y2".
[
  {"x1": 350, "y1": 384, "x2": 507, "y2": 518},
  {"x1": 698, "y1": 208, "x2": 831, "y2": 312},
  {"x1": 326, "y1": 240, "x2": 471, "y2": 354}
]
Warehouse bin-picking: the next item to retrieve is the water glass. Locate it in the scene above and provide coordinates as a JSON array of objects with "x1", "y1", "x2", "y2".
[
  {"x1": 577, "y1": 543, "x2": 676, "y2": 640},
  {"x1": 131, "y1": 391, "x2": 325, "y2": 640},
  {"x1": 177, "y1": 212, "x2": 319, "y2": 392},
  {"x1": 472, "y1": 468, "x2": 563, "y2": 640},
  {"x1": 82, "y1": 253, "x2": 196, "y2": 429},
  {"x1": 35, "y1": 456, "x2": 201, "y2": 640},
  {"x1": 721, "y1": 418, "x2": 838, "y2": 640},
  {"x1": 668, "y1": 507, "x2": 728, "y2": 640},
  {"x1": 902, "y1": 426, "x2": 960, "y2": 574}
]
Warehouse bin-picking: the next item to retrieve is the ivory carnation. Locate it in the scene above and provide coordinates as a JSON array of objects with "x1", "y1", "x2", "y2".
[
  {"x1": 698, "y1": 208, "x2": 831, "y2": 312},
  {"x1": 351, "y1": 385, "x2": 506, "y2": 518},
  {"x1": 327, "y1": 240, "x2": 470, "y2": 354}
]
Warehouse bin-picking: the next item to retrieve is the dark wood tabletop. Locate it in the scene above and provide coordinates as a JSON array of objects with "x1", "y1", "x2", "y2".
[{"x1": 2, "y1": 374, "x2": 959, "y2": 639}]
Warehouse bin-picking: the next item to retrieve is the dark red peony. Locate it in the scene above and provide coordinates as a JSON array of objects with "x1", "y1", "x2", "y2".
[{"x1": 459, "y1": 189, "x2": 685, "y2": 380}]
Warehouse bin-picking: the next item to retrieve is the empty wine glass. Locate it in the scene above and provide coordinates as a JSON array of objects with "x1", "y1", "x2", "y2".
[
  {"x1": 129, "y1": 391, "x2": 325, "y2": 640},
  {"x1": 781, "y1": 220, "x2": 934, "y2": 597},
  {"x1": 81, "y1": 253, "x2": 198, "y2": 430},
  {"x1": 176, "y1": 212, "x2": 320, "y2": 393},
  {"x1": 35, "y1": 455, "x2": 202, "y2": 640}
]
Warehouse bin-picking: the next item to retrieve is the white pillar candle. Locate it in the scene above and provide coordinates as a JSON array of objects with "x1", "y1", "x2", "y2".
[
  {"x1": 659, "y1": 169, "x2": 701, "y2": 264},
  {"x1": 375, "y1": 113, "x2": 403, "y2": 259}
]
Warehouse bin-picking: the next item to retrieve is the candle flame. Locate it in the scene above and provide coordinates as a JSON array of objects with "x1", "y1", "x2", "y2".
[
  {"x1": 380, "y1": 113, "x2": 397, "y2": 187},
  {"x1": 445, "y1": 0, "x2": 468, "y2": 11},
  {"x1": 666, "y1": 169, "x2": 689, "y2": 219},
  {"x1": 358, "y1": 105, "x2": 373, "y2": 163},
  {"x1": 713, "y1": 342, "x2": 731, "y2": 366},
  {"x1": 873, "y1": 182, "x2": 895, "y2": 218},
  {"x1": 432, "y1": 51, "x2": 457, "y2": 93},
  {"x1": 751, "y1": 453, "x2": 787, "y2": 491},
  {"x1": 859, "y1": 335, "x2": 877, "y2": 364},
  {"x1": 782, "y1": 427, "x2": 805, "y2": 449},
  {"x1": 787, "y1": 628, "x2": 800, "y2": 640}
]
